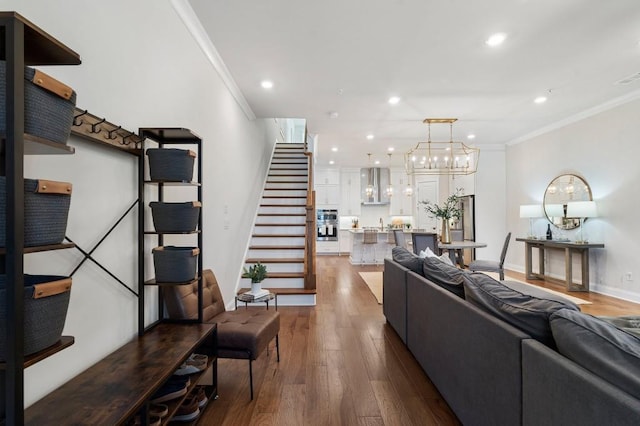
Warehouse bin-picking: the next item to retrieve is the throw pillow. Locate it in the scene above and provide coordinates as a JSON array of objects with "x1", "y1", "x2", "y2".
[
  {"x1": 391, "y1": 246, "x2": 424, "y2": 276},
  {"x1": 550, "y1": 309, "x2": 640, "y2": 400},
  {"x1": 462, "y1": 272, "x2": 580, "y2": 348},
  {"x1": 422, "y1": 257, "x2": 466, "y2": 299},
  {"x1": 418, "y1": 247, "x2": 454, "y2": 266}
]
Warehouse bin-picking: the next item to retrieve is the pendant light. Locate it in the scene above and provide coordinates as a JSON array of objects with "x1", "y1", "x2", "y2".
[
  {"x1": 365, "y1": 153, "x2": 374, "y2": 197},
  {"x1": 385, "y1": 153, "x2": 394, "y2": 197}
]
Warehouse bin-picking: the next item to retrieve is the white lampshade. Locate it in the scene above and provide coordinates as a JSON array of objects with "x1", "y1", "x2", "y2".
[
  {"x1": 520, "y1": 204, "x2": 544, "y2": 218},
  {"x1": 545, "y1": 204, "x2": 565, "y2": 217},
  {"x1": 566, "y1": 201, "x2": 598, "y2": 218}
]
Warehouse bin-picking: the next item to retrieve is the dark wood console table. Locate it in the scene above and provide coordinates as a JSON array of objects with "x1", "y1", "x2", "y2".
[{"x1": 516, "y1": 238, "x2": 604, "y2": 292}]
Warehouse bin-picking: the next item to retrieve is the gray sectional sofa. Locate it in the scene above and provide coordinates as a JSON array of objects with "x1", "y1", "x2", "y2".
[{"x1": 383, "y1": 252, "x2": 640, "y2": 426}]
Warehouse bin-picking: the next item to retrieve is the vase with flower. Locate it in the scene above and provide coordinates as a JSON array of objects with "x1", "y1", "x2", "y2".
[{"x1": 420, "y1": 190, "x2": 462, "y2": 244}]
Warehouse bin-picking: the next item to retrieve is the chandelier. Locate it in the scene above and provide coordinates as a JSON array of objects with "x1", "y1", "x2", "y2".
[{"x1": 405, "y1": 118, "x2": 480, "y2": 176}]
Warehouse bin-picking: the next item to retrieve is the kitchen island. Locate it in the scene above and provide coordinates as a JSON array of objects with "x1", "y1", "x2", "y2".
[{"x1": 349, "y1": 229, "x2": 399, "y2": 265}]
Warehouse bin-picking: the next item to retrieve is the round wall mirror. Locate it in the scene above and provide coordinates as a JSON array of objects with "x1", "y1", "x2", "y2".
[{"x1": 543, "y1": 174, "x2": 592, "y2": 229}]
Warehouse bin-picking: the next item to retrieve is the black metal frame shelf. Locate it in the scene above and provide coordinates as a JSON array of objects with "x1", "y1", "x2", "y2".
[
  {"x1": 138, "y1": 127, "x2": 204, "y2": 335},
  {"x1": 1, "y1": 11, "x2": 80, "y2": 424}
]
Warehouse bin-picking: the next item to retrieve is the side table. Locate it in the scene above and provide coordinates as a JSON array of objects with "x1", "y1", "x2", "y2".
[{"x1": 235, "y1": 292, "x2": 278, "y2": 310}]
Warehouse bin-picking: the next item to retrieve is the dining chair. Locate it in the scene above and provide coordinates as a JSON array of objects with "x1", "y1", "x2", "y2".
[
  {"x1": 468, "y1": 232, "x2": 512, "y2": 280},
  {"x1": 411, "y1": 232, "x2": 438, "y2": 256},
  {"x1": 450, "y1": 229, "x2": 464, "y2": 267},
  {"x1": 393, "y1": 229, "x2": 407, "y2": 249}
]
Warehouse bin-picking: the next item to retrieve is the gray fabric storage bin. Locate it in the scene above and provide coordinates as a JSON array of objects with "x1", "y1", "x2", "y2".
[
  {"x1": 146, "y1": 148, "x2": 196, "y2": 181},
  {"x1": 152, "y1": 246, "x2": 199, "y2": 283},
  {"x1": 0, "y1": 274, "x2": 72, "y2": 360},
  {"x1": 0, "y1": 61, "x2": 77, "y2": 144},
  {"x1": 149, "y1": 201, "x2": 200, "y2": 233},
  {"x1": 0, "y1": 177, "x2": 72, "y2": 247}
]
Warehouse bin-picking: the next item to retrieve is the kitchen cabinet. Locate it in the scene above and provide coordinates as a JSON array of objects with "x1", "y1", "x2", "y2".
[
  {"x1": 315, "y1": 168, "x2": 340, "y2": 185},
  {"x1": 339, "y1": 230, "x2": 353, "y2": 254},
  {"x1": 340, "y1": 169, "x2": 361, "y2": 216},
  {"x1": 390, "y1": 169, "x2": 414, "y2": 216},
  {"x1": 317, "y1": 240, "x2": 339, "y2": 254},
  {"x1": 316, "y1": 184, "x2": 340, "y2": 206}
]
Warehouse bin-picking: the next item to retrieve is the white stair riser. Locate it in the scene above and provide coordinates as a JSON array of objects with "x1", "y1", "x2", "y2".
[
  {"x1": 259, "y1": 198, "x2": 306, "y2": 206},
  {"x1": 245, "y1": 263, "x2": 304, "y2": 273},
  {"x1": 261, "y1": 277, "x2": 305, "y2": 288},
  {"x1": 275, "y1": 294, "x2": 316, "y2": 306},
  {"x1": 251, "y1": 237, "x2": 306, "y2": 246},
  {"x1": 255, "y1": 216, "x2": 306, "y2": 225},
  {"x1": 253, "y1": 226, "x2": 306, "y2": 235},
  {"x1": 266, "y1": 175, "x2": 308, "y2": 183},
  {"x1": 270, "y1": 164, "x2": 307, "y2": 170},
  {"x1": 258, "y1": 206, "x2": 306, "y2": 215},
  {"x1": 248, "y1": 249, "x2": 304, "y2": 258},
  {"x1": 265, "y1": 183, "x2": 308, "y2": 190},
  {"x1": 268, "y1": 169, "x2": 308, "y2": 176},
  {"x1": 262, "y1": 189, "x2": 307, "y2": 197}
]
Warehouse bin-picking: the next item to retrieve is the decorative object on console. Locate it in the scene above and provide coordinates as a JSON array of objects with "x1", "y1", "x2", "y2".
[
  {"x1": 420, "y1": 189, "x2": 462, "y2": 244},
  {"x1": 242, "y1": 262, "x2": 269, "y2": 299},
  {"x1": 519, "y1": 204, "x2": 543, "y2": 239},
  {"x1": 404, "y1": 118, "x2": 480, "y2": 176},
  {"x1": 566, "y1": 201, "x2": 598, "y2": 244}
]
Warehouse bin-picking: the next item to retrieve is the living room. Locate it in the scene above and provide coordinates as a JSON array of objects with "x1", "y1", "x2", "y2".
[{"x1": 3, "y1": 0, "x2": 640, "y2": 424}]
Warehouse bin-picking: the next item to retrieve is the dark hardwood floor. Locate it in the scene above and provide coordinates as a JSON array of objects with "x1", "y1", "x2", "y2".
[
  {"x1": 199, "y1": 255, "x2": 640, "y2": 425},
  {"x1": 200, "y1": 255, "x2": 459, "y2": 425}
]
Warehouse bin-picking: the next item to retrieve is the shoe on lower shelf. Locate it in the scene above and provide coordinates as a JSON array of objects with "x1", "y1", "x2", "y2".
[
  {"x1": 193, "y1": 386, "x2": 208, "y2": 408},
  {"x1": 172, "y1": 395, "x2": 200, "y2": 422},
  {"x1": 150, "y1": 381, "x2": 188, "y2": 404},
  {"x1": 150, "y1": 403, "x2": 168, "y2": 419}
]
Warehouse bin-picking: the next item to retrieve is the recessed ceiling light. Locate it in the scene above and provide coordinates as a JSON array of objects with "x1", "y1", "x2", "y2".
[
  {"x1": 467, "y1": 134, "x2": 476, "y2": 140},
  {"x1": 329, "y1": 160, "x2": 335, "y2": 165},
  {"x1": 261, "y1": 80, "x2": 274, "y2": 89},
  {"x1": 534, "y1": 96, "x2": 547, "y2": 104},
  {"x1": 329, "y1": 111, "x2": 339, "y2": 118},
  {"x1": 366, "y1": 134, "x2": 374, "y2": 140},
  {"x1": 485, "y1": 33, "x2": 507, "y2": 47},
  {"x1": 388, "y1": 147, "x2": 395, "y2": 152},
  {"x1": 374, "y1": 160, "x2": 380, "y2": 165},
  {"x1": 331, "y1": 147, "x2": 338, "y2": 152},
  {"x1": 388, "y1": 96, "x2": 401, "y2": 105}
]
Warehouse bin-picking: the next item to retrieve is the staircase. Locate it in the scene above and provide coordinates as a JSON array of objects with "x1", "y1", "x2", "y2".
[{"x1": 243, "y1": 143, "x2": 316, "y2": 306}]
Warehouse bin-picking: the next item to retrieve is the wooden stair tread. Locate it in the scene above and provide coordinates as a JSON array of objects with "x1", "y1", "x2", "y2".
[
  {"x1": 254, "y1": 223, "x2": 305, "y2": 227},
  {"x1": 263, "y1": 188, "x2": 308, "y2": 191},
  {"x1": 260, "y1": 203, "x2": 306, "y2": 207},
  {"x1": 266, "y1": 180, "x2": 308, "y2": 184},
  {"x1": 262, "y1": 195, "x2": 307, "y2": 199},
  {"x1": 239, "y1": 287, "x2": 316, "y2": 295},
  {"x1": 246, "y1": 258, "x2": 304, "y2": 263},
  {"x1": 267, "y1": 174, "x2": 308, "y2": 177},
  {"x1": 257, "y1": 213, "x2": 306, "y2": 216},
  {"x1": 266, "y1": 272, "x2": 305, "y2": 278},
  {"x1": 249, "y1": 245, "x2": 305, "y2": 250},
  {"x1": 252, "y1": 234, "x2": 306, "y2": 238}
]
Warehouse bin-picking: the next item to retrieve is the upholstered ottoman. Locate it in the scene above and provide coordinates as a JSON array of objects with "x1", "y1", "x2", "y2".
[{"x1": 164, "y1": 269, "x2": 280, "y2": 399}]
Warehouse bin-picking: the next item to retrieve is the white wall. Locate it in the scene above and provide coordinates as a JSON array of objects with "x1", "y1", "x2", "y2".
[
  {"x1": 474, "y1": 147, "x2": 507, "y2": 261},
  {"x1": 5, "y1": 0, "x2": 274, "y2": 407},
  {"x1": 505, "y1": 98, "x2": 640, "y2": 302}
]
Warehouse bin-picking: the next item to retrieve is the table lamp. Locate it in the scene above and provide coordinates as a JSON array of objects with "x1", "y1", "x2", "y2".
[
  {"x1": 566, "y1": 201, "x2": 597, "y2": 244},
  {"x1": 520, "y1": 204, "x2": 544, "y2": 239}
]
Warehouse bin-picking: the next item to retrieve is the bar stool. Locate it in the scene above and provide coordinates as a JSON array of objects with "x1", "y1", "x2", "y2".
[{"x1": 362, "y1": 229, "x2": 378, "y2": 264}]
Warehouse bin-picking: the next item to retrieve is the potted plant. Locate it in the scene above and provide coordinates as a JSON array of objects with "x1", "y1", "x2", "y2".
[
  {"x1": 242, "y1": 262, "x2": 269, "y2": 298},
  {"x1": 420, "y1": 189, "x2": 462, "y2": 243}
]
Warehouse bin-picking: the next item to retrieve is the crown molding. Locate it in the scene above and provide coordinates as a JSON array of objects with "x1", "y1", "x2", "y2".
[
  {"x1": 170, "y1": 0, "x2": 256, "y2": 120},
  {"x1": 508, "y1": 88, "x2": 640, "y2": 146}
]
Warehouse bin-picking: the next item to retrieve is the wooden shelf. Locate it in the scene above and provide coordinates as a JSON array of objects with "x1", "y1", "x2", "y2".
[
  {"x1": 0, "y1": 336, "x2": 74, "y2": 370},
  {"x1": 0, "y1": 242, "x2": 75, "y2": 254},
  {"x1": 144, "y1": 230, "x2": 201, "y2": 235},
  {"x1": 0, "y1": 133, "x2": 75, "y2": 155},
  {"x1": 0, "y1": 12, "x2": 81, "y2": 65},
  {"x1": 139, "y1": 128, "x2": 202, "y2": 144},
  {"x1": 145, "y1": 277, "x2": 200, "y2": 286},
  {"x1": 144, "y1": 180, "x2": 201, "y2": 186}
]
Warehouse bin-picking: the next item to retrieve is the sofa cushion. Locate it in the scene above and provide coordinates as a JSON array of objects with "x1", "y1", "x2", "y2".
[
  {"x1": 462, "y1": 272, "x2": 579, "y2": 347},
  {"x1": 599, "y1": 316, "x2": 640, "y2": 338},
  {"x1": 392, "y1": 246, "x2": 424, "y2": 276},
  {"x1": 550, "y1": 309, "x2": 640, "y2": 400},
  {"x1": 422, "y1": 257, "x2": 466, "y2": 299}
]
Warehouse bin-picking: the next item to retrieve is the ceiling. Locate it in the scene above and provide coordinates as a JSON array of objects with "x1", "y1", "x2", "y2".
[{"x1": 188, "y1": 0, "x2": 640, "y2": 168}]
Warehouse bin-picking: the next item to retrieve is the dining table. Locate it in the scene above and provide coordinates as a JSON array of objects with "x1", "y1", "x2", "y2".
[{"x1": 438, "y1": 241, "x2": 488, "y2": 268}]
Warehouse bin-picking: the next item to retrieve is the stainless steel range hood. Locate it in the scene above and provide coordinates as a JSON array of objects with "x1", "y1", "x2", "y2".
[{"x1": 360, "y1": 167, "x2": 390, "y2": 205}]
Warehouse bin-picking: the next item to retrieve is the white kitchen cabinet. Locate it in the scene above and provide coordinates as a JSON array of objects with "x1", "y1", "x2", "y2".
[
  {"x1": 390, "y1": 169, "x2": 414, "y2": 216},
  {"x1": 340, "y1": 169, "x2": 361, "y2": 216},
  {"x1": 315, "y1": 168, "x2": 340, "y2": 185},
  {"x1": 317, "y1": 240, "x2": 339, "y2": 254},
  {"x1": 316, "y1": 184, "x2": 340, "y2": 206},
  {"x1": 339, "y1": 229, "x2": 353, "y2": 254}
]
